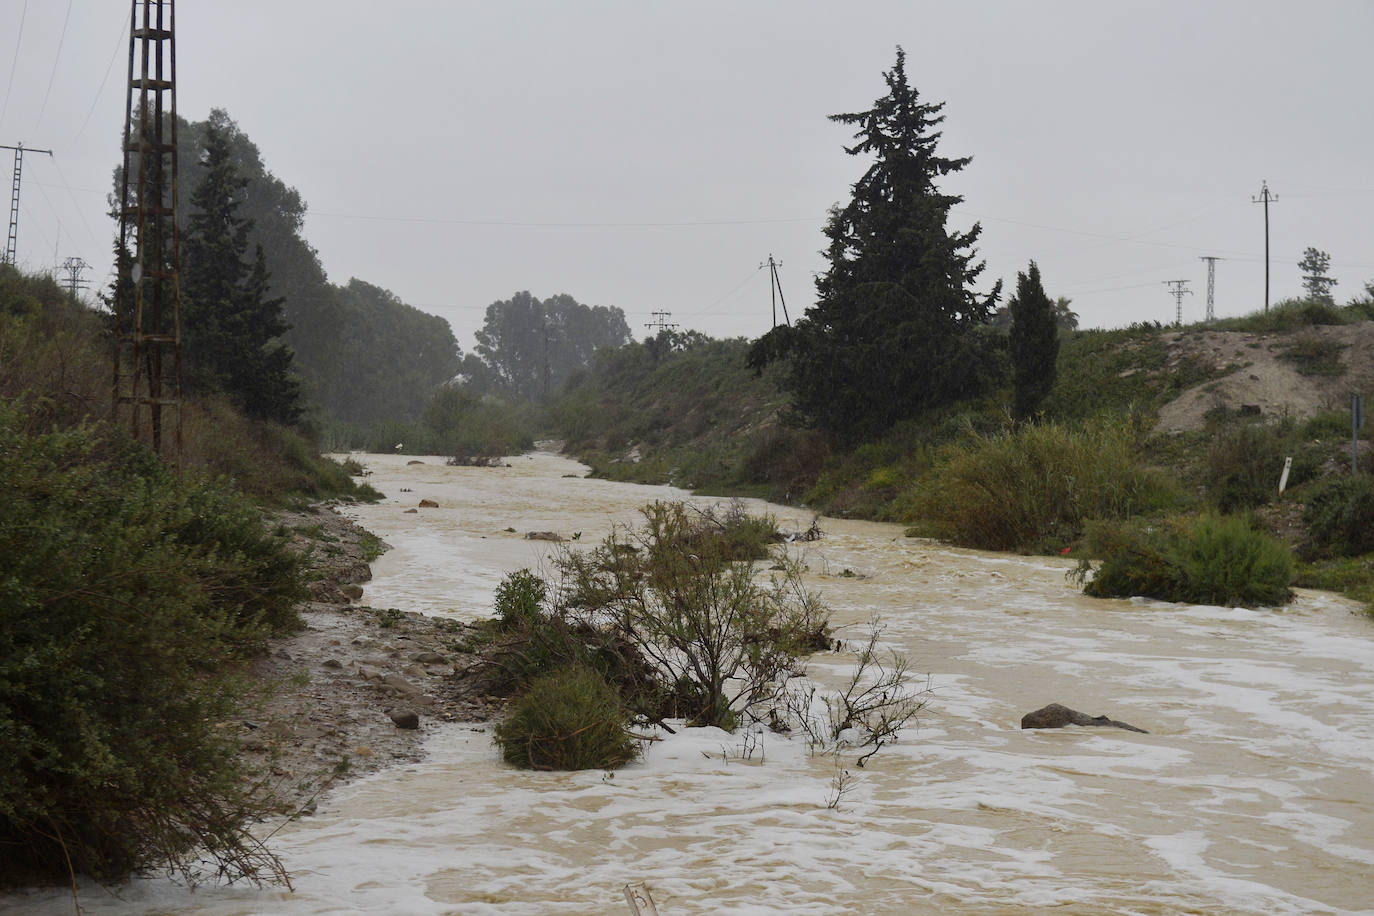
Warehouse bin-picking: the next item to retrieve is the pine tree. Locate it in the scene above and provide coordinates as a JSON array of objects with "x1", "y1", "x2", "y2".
[
  {"x1": 1298, "y1": 247, "x2": 1337, "y2": 305},
  {"x1": 1008, "y1": 261, "x2": 1058, "y2": 421},
  {"x1": 749, "y1": 47, "x2": 1001, "y2": 445},
  {"x1": 181, "y1": 123, "x2": 301, "y2": 424}
]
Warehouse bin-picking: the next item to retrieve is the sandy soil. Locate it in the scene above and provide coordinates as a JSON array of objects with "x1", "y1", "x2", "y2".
[
  {"x1": 1154, "y1": 323, "x2": 1374, "y2": 433},
  {"x1": 240, "y1": 506, "x2": 505, "y2": 814}
]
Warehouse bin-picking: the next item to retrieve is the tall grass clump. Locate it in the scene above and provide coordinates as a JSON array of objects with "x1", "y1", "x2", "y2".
[
  {"x1": 901, "y1": 417, "x2": 1178, "y2": 552},
  {"x1": 493, "y1": 665, "x2": 638, "y2": 770},
  {"x1": 1072, "y1": 514, "x2": 1294, "y2": 608},
  {"x1": 0, "y1": 406, "x2": 301, "y2": 888}
]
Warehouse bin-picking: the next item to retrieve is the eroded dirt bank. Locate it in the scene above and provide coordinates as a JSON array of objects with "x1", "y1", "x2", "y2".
[{"x1": 242, "y1": 505, "x2": 504, "y2": 812}]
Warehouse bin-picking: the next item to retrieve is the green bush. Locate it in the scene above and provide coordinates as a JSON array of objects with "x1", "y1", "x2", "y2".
[
  {"x1": 494, "y1": 665, "x2": 638, "y2": 770},
  {"x1": 1200, "y1": 419, "x2": 1319, "y2": 512},
  {"x1": 1302, "y1": 474, "x2": 1374, "y2": 558},
  {"x1": 901, "y1": 417, "x2": 1178, "y2": 552},
  {"x1": 1073, "y1": 514, "x2": 1294, "y2": 608},
  {"x1": 494, "y1": 568, "x2": 548, "y2": 629},
  {"x1": 0, "y1": 408, "x2": 298, "y2": 887}
]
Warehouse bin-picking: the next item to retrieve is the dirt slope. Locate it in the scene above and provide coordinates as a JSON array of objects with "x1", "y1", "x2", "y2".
[{"x1": 1154, "y1": 323, "x2": 1374, "y2": 433}]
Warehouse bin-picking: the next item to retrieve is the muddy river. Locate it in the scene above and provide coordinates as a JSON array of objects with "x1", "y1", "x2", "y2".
[{"x1": 8, "y1": 450, "x2": 1374, "y2": 914}]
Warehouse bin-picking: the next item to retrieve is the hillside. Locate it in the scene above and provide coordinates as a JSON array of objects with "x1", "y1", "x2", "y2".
[{"x1": 1154, "y1": 323, "x2": 1374, "y2": 433}]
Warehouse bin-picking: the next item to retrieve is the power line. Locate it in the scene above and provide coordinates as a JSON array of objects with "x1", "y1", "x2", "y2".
[
  {"x1": 33, "y1": 0, "x2": 75, "y2": 133},
  {"x1": 645, "y1": 311, "x2": 678, "y2": 333},
  {"x1": 0, "y1": 0, "x2": 29, "y2": 132}
]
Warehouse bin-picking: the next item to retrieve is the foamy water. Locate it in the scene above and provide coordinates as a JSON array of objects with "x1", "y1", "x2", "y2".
[{"x1": 7, "y1": 451, "x2": 1374, "y2": 915}]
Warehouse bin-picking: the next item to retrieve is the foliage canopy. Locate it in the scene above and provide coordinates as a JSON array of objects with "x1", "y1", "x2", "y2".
[{"x1": 748, "y1": 47, "x2": 1001, "y2": 446}]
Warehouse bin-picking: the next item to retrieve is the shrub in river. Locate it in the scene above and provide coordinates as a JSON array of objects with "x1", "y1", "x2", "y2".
[
  {"x1": 556, "y1": 501, "x2": 830, "y2": 729},
  {"x1": 0, "y1": 406, "x2": 299, "y2": 888},
  {"x1": 902, "y1": 416, "x2": 1178, "y2": 552},
  {"x1": 494, "y1": 665, "x2": 638, "y2": 770},
  {"x1": 1072, "y1": 514, "x2": 1294, "y2": 608},
  {"x1": 1301, "y1": 474, "x2": 1374, "y2": 558}
]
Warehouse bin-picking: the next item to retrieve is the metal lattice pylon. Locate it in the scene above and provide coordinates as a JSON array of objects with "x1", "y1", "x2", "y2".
[{"x1": 113, "y1": 0, "x2": 182, "y2": 454}]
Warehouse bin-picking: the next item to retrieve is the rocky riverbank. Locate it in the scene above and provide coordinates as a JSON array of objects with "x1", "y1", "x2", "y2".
[{"x1": 243, "y1": 504, "x2": 505, "y2": 814}]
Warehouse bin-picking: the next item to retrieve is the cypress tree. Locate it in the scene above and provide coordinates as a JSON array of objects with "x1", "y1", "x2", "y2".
[
  {"x1": 182, "y1": 123, "x2": 301, "y2": 425},
  {"x1": 1008, "y1": 261, "x2": 1058, "y2": 421},
  {"x1": 749, "y1": 47, "x2": 1001, "y2": 445}
]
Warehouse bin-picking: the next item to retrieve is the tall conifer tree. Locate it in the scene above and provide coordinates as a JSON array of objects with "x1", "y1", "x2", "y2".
[
  {"x1": 182, "y1": 123, "x2": 301, "y2": 424},
  {"x1": 749, "y1": 47, "x2": 1000, "y2": 445},
  {"x1": 1008, "y1": 261, "x2": 1058, "y2": 421}
]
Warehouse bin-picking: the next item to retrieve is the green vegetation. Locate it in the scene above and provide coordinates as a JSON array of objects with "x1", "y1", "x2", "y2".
[
  {"x1": 460, "y1": 291, "x2": 632, "y2": 402},
  {"x1": 0, "y1": 403, "x2": 302, "y2": 887},
  {"x1": 747, "y1": 47, "x2": 1002, "y2": 446},
  {"x1": 494, "y1": 666, "x2": 638, "y2": 771},
  {"x1": 1009, "y1": 261, "x2": 1059, "y2": 421},
  {"x1": 557, "y1": 333, "x2": 804, "y2": 499},
  {"x1": 1071, "y1": 515, "x2": 1295, "y2": 608},
  {"x1": 898, "y1": 416, "x2": 1178, "y2": 553},
  {"x1": 1301, "y1": 475, "x2": 1374, "y2": 558},
  {"x1": 181, "y1": 116, "x2": 301, "y2": 425},
  {"x1": 1, "y1": 257, "x2": 375, "y2": 890}
]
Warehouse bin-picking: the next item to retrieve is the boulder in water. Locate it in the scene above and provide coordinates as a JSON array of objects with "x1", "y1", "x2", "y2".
[{"x1": 1021, "y1": 703, "x2": 1147, "y2": 733}]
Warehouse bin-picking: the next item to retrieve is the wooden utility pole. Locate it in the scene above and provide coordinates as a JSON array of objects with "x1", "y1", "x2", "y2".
[
  {"x1": 764, "y1": 254, "x2": 791, "y2": 327},
  {"x1": 1252, "y1": 181, "x2": 1278, "y2": 313}
]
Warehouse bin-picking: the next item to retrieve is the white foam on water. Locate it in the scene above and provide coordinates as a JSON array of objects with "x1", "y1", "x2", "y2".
[{"x1": 7, "y1": 453, "x2": 1374, "y2": 914}]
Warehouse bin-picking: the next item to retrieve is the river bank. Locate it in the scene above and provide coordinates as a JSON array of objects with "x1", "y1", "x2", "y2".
[{"x1": 247, "y1": 504, "x2": 507, "y2": 812}]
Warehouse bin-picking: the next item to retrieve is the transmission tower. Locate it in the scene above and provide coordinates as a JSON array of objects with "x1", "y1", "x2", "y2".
[
  {"x1": 2, "y1": 142, "x2": 54, "y2": 265},
  {"x1": 61, "y1": 256, "x2": 90, "y2": 300},
  {"x1": 1198, "y1": 256, "x2": 1223, "y2": 323},
  {"x1": 1164, "y1": 279, "x2": 1192, "y2": 326},
  {"x1": 645, "y1": 311, "x2": 678, "y2": 334},
  {"x1": 114, "y1": 0, "x2": 183, "y2": 455},
  {"x1": 1252, "y1": 180, "x2": 1278, "y2": 313},
  {"x1": 763, "y1": 254, "x2": 791, "y2": 327}
]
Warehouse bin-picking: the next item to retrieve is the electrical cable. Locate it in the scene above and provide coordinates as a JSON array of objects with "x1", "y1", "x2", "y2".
[
  {"x1": 73, "y1": 9, "x2": 130, "y2": 143},
  {"x1": 32, "y1": 0, "x2": 74, "y2": 133},
  {"x1": 0, "y1": 0, "x2": 29, "y2": 133}
]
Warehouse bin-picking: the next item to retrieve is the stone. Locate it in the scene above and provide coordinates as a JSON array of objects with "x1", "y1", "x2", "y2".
[
  {"x1": 404, "y1": 508, "x2": 418, "y2": 514},
  {"x1": 1020, "y1": 703, "x2": 1147, "y2": 734},
  {"x1": 525, "y1": 531, "x2": 563, "y2": 542},
  {"x1": 340, "y1": 583, "x2": 364, "y2": 601},
  {"x1": 406, "y1": 460, "x2": 425, "y2": 465},
  {"x1": 389, "y1": 709, "x2": 421, "y2": 729},
  {"x1": 418, "y1": 498, "x2": 439, "y2": 508},
  {"x1": 411, "y1": 651, "x2": 448, "y2": 665}
]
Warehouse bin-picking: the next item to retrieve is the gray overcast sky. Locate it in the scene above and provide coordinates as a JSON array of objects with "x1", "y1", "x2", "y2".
[{"x1": 3, "y1": 1, "x2": 1372, "y2": 350}]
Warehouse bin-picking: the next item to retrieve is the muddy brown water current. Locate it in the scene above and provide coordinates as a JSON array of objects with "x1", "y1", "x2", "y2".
[{"x1": 7, "y1": 450, "x2": 1374, "y2": 915}]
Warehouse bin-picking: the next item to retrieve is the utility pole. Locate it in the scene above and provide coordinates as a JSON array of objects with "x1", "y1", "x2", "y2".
[
  {"x1": 114, "y1": 0, "x2": 183, "y2": 455},
  {"x1": 645, "y1": 311, "x2": 678, "y2": 334},
  {"x1": 2, "y1": 142, "x2": 54, "y2": 265},
  {"x1": 1252, "y1": 180, "x2": 1278, "y2": 313},
  {"x1": 1164, "y1": 279, "x2": 1192, "y2": 326},
  {"x1": 1199, "y1": 256, "x2": 1223, "y2": 323},
  {"x1": 762, "y1": 254, "x2": 791, "y2": 327},
  {"x1": 60, "y1": 256, "x2": 90, "y2": 301}
]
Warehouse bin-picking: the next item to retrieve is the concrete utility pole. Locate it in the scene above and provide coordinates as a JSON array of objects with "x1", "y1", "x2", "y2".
[
  {"x1": 763, "y1": 254, "x2": 791, "y2": 327},
  {"x1": 1252, "y1": 181, "x2": 1278, "y2": 313},
  {"x1": 61, "y1": 256, "x2": 90, "y2": 300},
  {"x1": 1199, "y1": 256, "x2": 1224, "y2": 323},
  {"x1": 2, "y1": 142, "x2": 54, "y2": 265},
  {"x1": 1164, "y1": 279, "x2": 1192, "y2": 326}
]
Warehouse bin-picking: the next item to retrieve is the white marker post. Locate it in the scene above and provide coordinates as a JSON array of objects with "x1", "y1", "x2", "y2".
[
  {"x1": 624, "y1": 882, "x2": 659, "y2": 915},
  {"x1": 1278, "y1": 456, "x2": 1293, "y2": 496}
]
